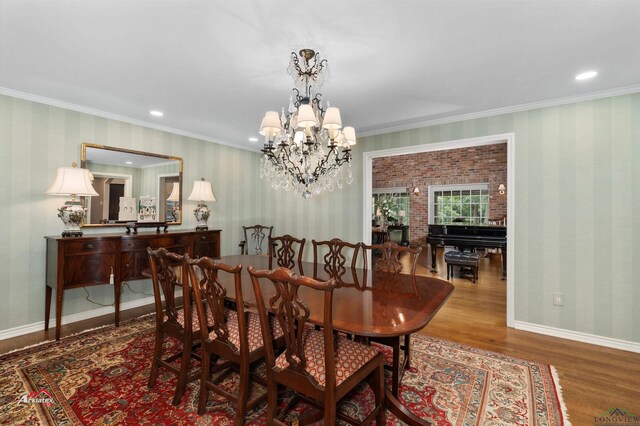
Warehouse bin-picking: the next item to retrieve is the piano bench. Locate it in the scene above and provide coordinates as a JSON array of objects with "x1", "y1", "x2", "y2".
[{"x1": 444, "y1": 251, "x2": 481, "y2": 283}]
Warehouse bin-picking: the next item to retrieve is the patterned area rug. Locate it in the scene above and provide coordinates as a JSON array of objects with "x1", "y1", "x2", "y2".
[{"x1": 0, "y1": 315, "x2": 570, "y2": 425}]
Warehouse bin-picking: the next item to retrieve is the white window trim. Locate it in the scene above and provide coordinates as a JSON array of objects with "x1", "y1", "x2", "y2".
[{"x1": 428, "y1": 183, "x2": 489, "y2": 223}]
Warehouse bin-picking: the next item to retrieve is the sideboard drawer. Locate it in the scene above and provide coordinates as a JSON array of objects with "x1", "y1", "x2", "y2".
[
  {"x1": 65, "y1": 239, "x2": 116, "y2": 255},
  {"x1": 150, "y1": 236, "x2": 191, "y2": 248},
  {"x1": 121, "y1": 239, "x2": 150, "y2": 252}
]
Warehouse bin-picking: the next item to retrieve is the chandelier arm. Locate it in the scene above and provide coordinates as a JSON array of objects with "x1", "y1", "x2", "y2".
[{"x1": 278, "y1": 146, "x2": 309, "y2": 185}]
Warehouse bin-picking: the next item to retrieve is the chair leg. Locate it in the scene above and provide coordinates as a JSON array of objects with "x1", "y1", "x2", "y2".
[
  {"x1": 323, "y1": 394, "x2": 336, "y2": 426},
  {"x1": 235, "y1": 361, "x2": 250, "y2": 425},
  {"x1": 198, "y1": 350, "x2": 211, "y2": 415},
  {"x1": 375, "y1": 362, "x2": 385, "y2": 425},
  {"x1": 172, "y1": 337, "x2": 192, "y2": 405},
  {"x1": 404, "y1": 334, "x2": 411, "y2": 369},
  {"x1": 147, "y1": 329, "x2": 163, "y2": 388},
  {"x1": 391, "y1": 336, "x2": 401, "y2": 397},
  {"x1": 266, "y1": 380, "x2": 278, "y2": 423}
]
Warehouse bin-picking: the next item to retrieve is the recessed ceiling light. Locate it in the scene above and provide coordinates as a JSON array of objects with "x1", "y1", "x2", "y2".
[
  {"x1": 575, "y1": 71, "x2": 598, "y2": 81},
  {"x1": 248, "y1": 137, "x2": 258, "y2": 142},
  {"x1": 149, "y1": 110, "x2": 164, "y2": 117},
  {"x1": 125, "y1": 161, "x2": 133, "y2": 165}
]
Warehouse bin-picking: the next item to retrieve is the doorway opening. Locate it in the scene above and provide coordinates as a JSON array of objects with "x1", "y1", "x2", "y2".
[{"x1": 362, "y1": 133, "x2": 515, "y2": 326}]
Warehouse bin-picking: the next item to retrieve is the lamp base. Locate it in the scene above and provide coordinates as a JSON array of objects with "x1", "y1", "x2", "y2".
[
  {"x1": 193, "y1": 202, "x2": 210, "y2": 231},
  {"x1": 58, "y1": 200, "x2": 87, "y2": 238}
]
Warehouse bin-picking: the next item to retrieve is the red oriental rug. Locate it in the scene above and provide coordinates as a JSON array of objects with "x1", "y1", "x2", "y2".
[{"x1": 0, "y1": 315, "x2": 570, "y2": 425}]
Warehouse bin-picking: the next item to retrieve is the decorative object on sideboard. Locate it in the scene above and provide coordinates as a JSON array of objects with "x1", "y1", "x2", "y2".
[
  {"x1": 46, "y1": 163, "x2": 98, "y2": 237},
  {"x1": 188, "y1": 178, "x2": 217, "y2": 230},
  {"x1": 166, "y1": 182, "x2": 181, "y2": 222},
  {"x1": 118, "y1": 197, "x2": 137, "y2": 221},
  {"x1": 138, "y1": 196, "x2": 158, "y2": 222},
  {"x1": 259, "y1": 48, "x2": 356, "y2": 199},
  {"x1": 498, "y1": 183, "x2": 506, "y2": 195}
]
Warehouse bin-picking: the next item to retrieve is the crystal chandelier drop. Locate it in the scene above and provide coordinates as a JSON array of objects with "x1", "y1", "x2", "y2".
[{"x1": 259, "y1": 49, "x2": 356, "y2": 199}]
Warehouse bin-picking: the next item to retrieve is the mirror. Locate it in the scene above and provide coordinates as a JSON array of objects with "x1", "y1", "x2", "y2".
[{"x1": 80, "y1": 143, "x2": 183, "y2": 227}]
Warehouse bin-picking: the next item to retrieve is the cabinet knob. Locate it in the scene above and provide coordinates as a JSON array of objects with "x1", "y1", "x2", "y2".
[
  {"x1": 201, "y1": 235, "x2": 207, "y2": 240},
  {"x1": 125, "y1": 263, "x2": 130, "y2": 268},
  {"x1": 129, "y1": 242, "x2": 135, "y2": 247},
  {"x1": 86, "y1": 243, "x2": 94, "y2": 249}
]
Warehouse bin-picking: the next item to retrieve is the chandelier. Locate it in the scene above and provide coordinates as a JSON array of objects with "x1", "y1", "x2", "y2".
[{"x1": 259, "y1": 49, "x2": 356, "y2": 199}]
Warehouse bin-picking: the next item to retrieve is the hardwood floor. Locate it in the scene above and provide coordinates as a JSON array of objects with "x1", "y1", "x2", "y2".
[
  {"x1": 1, "y1": 251, "x2": 638, "y2": 425},
  {"x1": 419, "y1": 249, "x2": 640, "y2": 425}
]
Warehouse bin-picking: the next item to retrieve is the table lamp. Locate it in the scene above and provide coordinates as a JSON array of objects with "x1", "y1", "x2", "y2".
[
  {"x1": 188, "y1": 178, "x2": 216, "y2": 230},
  {"x1": 166, "y1": 182, "x2": 180, "y2": 222},
  {"x1": 46, "y1": 164, "x2": 98, "y2": 237}
]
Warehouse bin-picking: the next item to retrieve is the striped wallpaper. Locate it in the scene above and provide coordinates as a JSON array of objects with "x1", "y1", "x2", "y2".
[{"x1": 1, "y1": 92, "x2": 638, "y2": 345}]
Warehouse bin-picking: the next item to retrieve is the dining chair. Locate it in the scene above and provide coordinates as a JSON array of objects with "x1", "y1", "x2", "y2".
[
  {"x1": 361, "y1": 241, "x2": 422, "y2": 396},
  {"x1": 147, "y1": 247, "x2": 200, "y2": 405},
  {"x1": 186, "y1": 255, "x2": 284, "y2": 423},
  {"x1": 312, "y1": 238, "x2": 364, "y2": 287},
  {"x1": 248, "y1": 266, "x2": 385, "y2": 425},
  {"x1": 239, "y1": 224, "x2": 274, "y2": 255},
  {"x1": 268, "y1": 234, "x2": 305, "y2": 270}
]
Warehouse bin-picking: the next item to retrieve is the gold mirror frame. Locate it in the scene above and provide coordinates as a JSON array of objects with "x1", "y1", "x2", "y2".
[{"x1": 80, "y1": 143, "x2": 183, "y2": 228}]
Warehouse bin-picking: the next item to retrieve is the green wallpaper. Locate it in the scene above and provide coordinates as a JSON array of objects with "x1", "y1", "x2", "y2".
[
  {"x1": 0, "y1": 94, "x2": 266, "y2": 331},
  {"x1": 1, "y1": 92, "x2": 638, "y2": 345},
  {"x1": 261, "y1": 93, "x2": 640, "y2": 343}
]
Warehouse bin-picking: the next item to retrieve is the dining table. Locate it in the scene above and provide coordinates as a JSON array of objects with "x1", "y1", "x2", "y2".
[{"x1": 213, "y1": 254, "x2": 454, "y2": 426}]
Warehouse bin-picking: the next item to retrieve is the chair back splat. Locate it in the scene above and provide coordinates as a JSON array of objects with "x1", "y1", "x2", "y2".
[
  {"x1": 239, "y1": 224, "x2": 274, "y2": 255},
  {"x1": 268, "y1": 234, "x2": 306, "y2": 270},
  {"x1": 362, "y1": 241, "x2": 422, "y2": 275},
  {"x1": 248, "y1": 266, "x2": 385, "y2": 425}
]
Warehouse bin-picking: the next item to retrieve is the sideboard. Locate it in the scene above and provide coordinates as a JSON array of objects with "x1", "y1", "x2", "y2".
[{"x1": 45, "y1": 229, "x2": 221, "y2": 340}]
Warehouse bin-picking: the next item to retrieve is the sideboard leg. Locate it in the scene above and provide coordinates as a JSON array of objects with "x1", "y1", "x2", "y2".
[
  {"x1": 115, "y1": 281, "x2": 121, "y2": 327},
  {"x1": 55, "y1": 286, "x2": 64, "y2": 341},
  {"x1": 45, "y1": 285, "x2": 52, "y2": 330}
]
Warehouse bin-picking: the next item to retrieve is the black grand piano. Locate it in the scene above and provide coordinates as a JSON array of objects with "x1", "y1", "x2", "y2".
[{"x1": 427, "y1": 224, "x2": 507, "y2": 278}]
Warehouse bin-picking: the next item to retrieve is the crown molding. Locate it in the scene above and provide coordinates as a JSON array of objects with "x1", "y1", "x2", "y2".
[
  {"x1": 358, "y1": 84, "x2": 640, "y2": 138},
  {"x1": 0, "y1": 87, "x2": 256, "y2": 153}
]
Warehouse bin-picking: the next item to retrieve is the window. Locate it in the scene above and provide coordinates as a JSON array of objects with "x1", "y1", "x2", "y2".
[
  {"x1": 428, "y1": 184, "x2": 489, "y2": 224},
  {"x1": 372, "y1": 187, "x2": 410, "y2": 224}
]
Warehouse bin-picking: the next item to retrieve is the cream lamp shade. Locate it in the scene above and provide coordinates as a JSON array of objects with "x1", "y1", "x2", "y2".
[
  {"x1": 167, "y1": 182, "x2": 180, "y2": 201},
  {"x1": 342, "y1": 126, "x2": 357, "y2": 146},
  {"x1": 413, "y1": 187, "x2": 421, "y2": 196},
  {"x1": 398, "y1": 210, "x2": 406, "y2": 217},
  {"x1": 259, "y1": 111, "x2": 282, "y2": 139},
  {"x1": 46, "y1": 167, "x2": 98, "y2": 197},
  {"x1": 296, "y1": 104, "x2": 317, "y2": 129},
  {"x1": 498, "y1": 184, "x2": 506, "y2": 195},
  {"x1": 321, "y1": 107, "x2": 342, "y2": 130},
  {"x1": 188, "y1": 179, "x2": 216, "y2": 202}
]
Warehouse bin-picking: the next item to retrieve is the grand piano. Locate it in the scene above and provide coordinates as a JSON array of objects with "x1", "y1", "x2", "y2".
[{"x1": 427, "y1": 224, "x2": 507, "y2": 278}]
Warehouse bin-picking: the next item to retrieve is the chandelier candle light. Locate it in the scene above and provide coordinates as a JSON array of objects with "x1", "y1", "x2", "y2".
[{"x1": 259, "y1": 49, "x2": 356, "y2": 199}]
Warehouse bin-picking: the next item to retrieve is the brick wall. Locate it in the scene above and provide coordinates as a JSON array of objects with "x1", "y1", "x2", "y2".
[{"x1": 372, "y1": 143, "x2": 507, "y2": 244}]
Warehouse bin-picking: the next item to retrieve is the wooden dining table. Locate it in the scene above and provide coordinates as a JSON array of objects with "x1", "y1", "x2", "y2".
[{"x1": 214, "y1": 254, "x2": 454, "y2": 426}]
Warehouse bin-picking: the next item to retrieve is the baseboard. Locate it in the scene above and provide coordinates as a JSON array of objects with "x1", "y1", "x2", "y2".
[
  {"x1": 513, "y1": 321, "x2": 640, "y2": 354},
  {"x1": 0, "y1": 296, "x2": 156, "y2": 341}
]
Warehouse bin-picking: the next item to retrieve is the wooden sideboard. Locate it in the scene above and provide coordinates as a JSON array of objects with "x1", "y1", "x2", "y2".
[{"x1": 45, "y1": 229, "x2": 221, "y2": 340}]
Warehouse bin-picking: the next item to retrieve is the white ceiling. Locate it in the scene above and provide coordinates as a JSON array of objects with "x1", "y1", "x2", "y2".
[{"x1": 1, "y1": 1, "x2": 639, "y2": 151}]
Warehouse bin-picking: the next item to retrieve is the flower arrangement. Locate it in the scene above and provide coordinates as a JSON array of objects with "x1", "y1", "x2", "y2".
[{"x1": 377, "y1": 195, "x2": 397, "y2": 222}]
